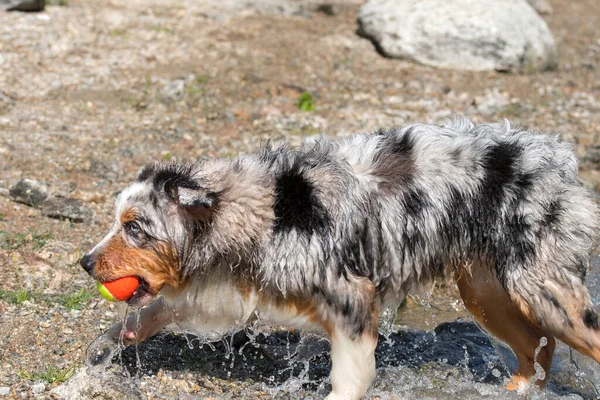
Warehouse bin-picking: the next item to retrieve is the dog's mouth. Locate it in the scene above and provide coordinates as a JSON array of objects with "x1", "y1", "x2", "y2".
[{"x1": 126, "y1": 277, "x2": 155, "y2": 307}]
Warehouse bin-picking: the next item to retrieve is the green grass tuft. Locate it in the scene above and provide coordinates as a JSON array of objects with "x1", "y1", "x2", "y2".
[
  {"x1": 296, "y1": 92, "x2": 315, "y2": 112},
  {"x1": 0, "y1": 230, "x2": 52, "y2": 250},
  {"x1": 0, "y1": 287, "x2": 95, "y2": 309},
  {"x1": 19, "y1": 366, "x2": 74, "y2": 384},
  {"x1": 0, "y1": 289, "x2": 30, "y2": 304},
  {"x1": 61, "y1": 287, "x2": 94, "y2": 310}
]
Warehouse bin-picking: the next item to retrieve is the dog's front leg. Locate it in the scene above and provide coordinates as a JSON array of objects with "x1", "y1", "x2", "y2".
[
  {"x1": 105, "y1": 297, "x2": 172, "y2": 346},
  {"x1": 87, "y1": 298, "x2": 174, "y2": 366},
  {"x1": 326, "y1": 327, "x2": 378, "y2": 400}
]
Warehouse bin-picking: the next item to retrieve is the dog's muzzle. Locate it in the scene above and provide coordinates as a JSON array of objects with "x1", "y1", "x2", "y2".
[{"x1": 80, "y1": 254, "x2": 95, "y2": 276}]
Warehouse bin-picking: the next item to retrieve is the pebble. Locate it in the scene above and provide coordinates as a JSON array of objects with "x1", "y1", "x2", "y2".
[
  {"x1": 0, "y1": 387, "x2": 9, "y2": 396},
  {"x1": 31, "y1": 383, "x2": 45, "y2": 395},
  {"x1": 160, "y1": 79, "x2": 185, "y2": 103}
]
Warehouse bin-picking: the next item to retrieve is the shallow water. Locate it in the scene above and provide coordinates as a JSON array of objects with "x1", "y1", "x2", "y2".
[{"x1": 86, "y1": 257, "x2": 600, "y2": 399}]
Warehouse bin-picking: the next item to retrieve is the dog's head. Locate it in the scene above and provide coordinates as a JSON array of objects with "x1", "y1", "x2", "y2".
[{"x1": 80, "y1": 162, "x2": 220, "y2": 306}]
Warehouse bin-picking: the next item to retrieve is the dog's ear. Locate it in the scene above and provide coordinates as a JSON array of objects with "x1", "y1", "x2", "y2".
[{"x1": 172, "y1": 185, "x2": 217, "y2": 222}]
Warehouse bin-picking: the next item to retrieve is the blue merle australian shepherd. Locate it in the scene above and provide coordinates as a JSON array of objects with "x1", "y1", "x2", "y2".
[{"x1": 80, "y1": 118, "x2": 600, "y2": 399}]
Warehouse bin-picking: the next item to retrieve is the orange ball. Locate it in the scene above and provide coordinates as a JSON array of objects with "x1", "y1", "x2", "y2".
[{"x1": 97, "y1": 276, "x2": 139, "y2": 301}]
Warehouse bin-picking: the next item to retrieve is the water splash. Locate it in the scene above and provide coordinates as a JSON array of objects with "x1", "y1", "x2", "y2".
[
  {"x1": 82, "y1": 289, "x2": 600, "y2": 400},
  {"x1": 531, "y1": 336, "x2": 548, "y2": 385}
]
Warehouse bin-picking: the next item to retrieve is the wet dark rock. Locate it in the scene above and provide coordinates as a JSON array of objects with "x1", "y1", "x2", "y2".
[
  {"x1": 0, "y1": 0, "x2": 44, "y2": 11},
  {"x1": 9, "y1": 179, "x2": 49, "y2": 208},
  {"x1": 41, "y1": 197, "x2": 94, "y2": 222},
  {"x1": 52, "y1": 320, "x2": 595, "y2": 399},
  {"x1": 123, "y1": 322, "x2": 506, "y2": 385}
]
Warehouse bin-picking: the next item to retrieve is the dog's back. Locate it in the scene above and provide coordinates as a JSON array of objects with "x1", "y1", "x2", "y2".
[{"x1": 263, "y1": 119, "x2": 596, "y2": 295}]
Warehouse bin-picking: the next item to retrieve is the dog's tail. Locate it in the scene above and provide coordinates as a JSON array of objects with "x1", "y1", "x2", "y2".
[
  {"x1": 505, "y1": 186, "x2": 600, "y2": 363},
  {"x1": 509, "y1": 272, "x2": 600, "y2": 363}
]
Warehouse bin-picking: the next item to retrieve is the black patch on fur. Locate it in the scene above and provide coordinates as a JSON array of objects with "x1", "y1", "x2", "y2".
[
  {"x1": 480, "y1": 142, "x2": 520, "y2": 200},
  {"x1": 583, "y1": 308, "x2": 600, "y2": 330},
  {"x1": 543, "y1": 200, "x2": 563, "y2": 227},
  {"x1": 391, "y1": 129, "x2": 414, "y2": 157},
  {"x1": 272, "y1": 164, "x2": 331, "y2": 236},
  {"x1": 439, "y1": 141, "x2": 539, "y2": 286},
  {"x1": 373, "y1": 129, "x2": 415, "y2": 192},
  {"x1": 403, "y1": 188, "x2": 428, "y2": 218},
  {"x1": 138, "y1": 163, "x2": 199, "y2": 194},
  {"x1": 513, "y1": 172, "x2": 534, "y2": 202},
  {"x1": 338, "y1": 216, "x2": 381, "y2": 279}
]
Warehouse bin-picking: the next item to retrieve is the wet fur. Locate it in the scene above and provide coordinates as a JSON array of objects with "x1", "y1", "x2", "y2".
[{"x1": 83, "y1": 118, "x2": 600, "y2": 398}]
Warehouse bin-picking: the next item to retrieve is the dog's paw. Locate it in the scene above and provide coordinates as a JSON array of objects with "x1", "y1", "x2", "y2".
[{"x1": 506, "y1": 375, "x2": 530, "y2": 393}]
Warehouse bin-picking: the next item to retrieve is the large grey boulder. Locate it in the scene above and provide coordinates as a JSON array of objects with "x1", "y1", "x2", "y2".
[
  {"x1": 358, "y1": 0, "x2": 557, "y2": 73},
  {"x1": 527, "y1": 0, "x2": 553, "y2": 14},
  {"x1": 0, "y1": 0, "x2": 44, "y2": 11}
]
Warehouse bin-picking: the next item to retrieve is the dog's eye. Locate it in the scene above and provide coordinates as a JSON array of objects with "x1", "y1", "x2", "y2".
[{"x1": 125, "y1": 221, "x2": 142, "y2": 236}]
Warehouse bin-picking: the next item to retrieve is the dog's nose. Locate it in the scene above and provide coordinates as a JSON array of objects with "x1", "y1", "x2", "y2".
[{"x1": 80, "y1": 254, "x2": 96, "y2": 275}]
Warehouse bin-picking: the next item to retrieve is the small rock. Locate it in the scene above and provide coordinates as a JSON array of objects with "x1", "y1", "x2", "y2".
[
  {"x1": 473, "y1": 89, "x2": 510, "y2": 115},
  {"x1": 160, "y1": 79, "x2": 185, "y2": 103},
  {"x1": 526, "y1": 0, "x2": 553, "y2": 14},
  {"x1": 50, "y1": 367, "x2": 142, "y2": 399},
  {"x1": 9, "y1": 179, "x2": 49, "y2": 208},
  {"x1": 41, "y1": 197, "x2": 94, "y2": 222},
  {"x1": 0, "y1": 387, "x2": 9, "y2": 396},
  {"x1": 49, "y1": 181, "x2": 77, "y2": 198},
  {"x1": 0, "y1": 0, "x2": 44, "y2": 11},
  {"x1": 31, "y1": 383, "x2": 44, "y2": 395},
  {"x1": 358, "y1": 0, "x2": 557, "y2": 72},
  {"x1": 315, "y1": 3, "x2": 337, "y2": 16},
  {"x1": 0, "y1": 188, "x2": 8, "y2": 197},
  {"x1": 0, "y1": 91, "x2": 13, "y2": 112}
]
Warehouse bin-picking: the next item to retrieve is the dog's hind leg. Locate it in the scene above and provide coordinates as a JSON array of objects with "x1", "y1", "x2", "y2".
[{"x1": 455, "y1": 260, "x2": 556, "y2": 392}]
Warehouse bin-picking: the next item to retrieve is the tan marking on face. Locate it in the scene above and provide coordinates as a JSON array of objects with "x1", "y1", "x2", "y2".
[
  {"x1": 120, "y1": 208, "x2": 137, "y2": 225},
  {"x1": 94, "y1": 235, "x2": 180, "y2": 294}
]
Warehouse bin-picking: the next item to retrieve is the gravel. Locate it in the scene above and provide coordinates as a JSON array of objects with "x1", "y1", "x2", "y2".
[{"x1": 0, "y1": 0, "x2": 599, "y2": 398}]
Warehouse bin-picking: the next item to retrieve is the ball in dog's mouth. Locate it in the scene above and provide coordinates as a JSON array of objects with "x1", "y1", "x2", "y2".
[{"x1": 96, "y1": 276, "x2": 153, "y2": 306}]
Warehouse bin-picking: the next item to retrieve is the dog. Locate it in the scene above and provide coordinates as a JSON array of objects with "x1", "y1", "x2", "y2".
[{"x1": 80, "y1": 118, "x2": 600, "y2": 399}]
